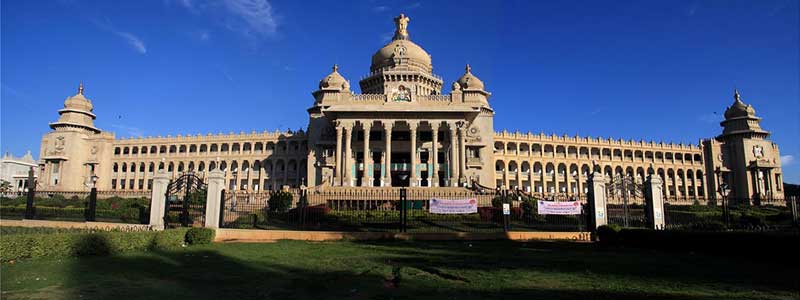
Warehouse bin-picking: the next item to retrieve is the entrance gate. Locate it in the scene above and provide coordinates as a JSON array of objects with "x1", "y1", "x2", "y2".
[{"x1": 164, "y1": 173, "x2": 208, "y2": 228}]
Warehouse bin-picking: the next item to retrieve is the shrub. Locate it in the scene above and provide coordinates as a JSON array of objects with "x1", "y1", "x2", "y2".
[
  {"x1": 185, "y1": 228, "x2": 215, "y2": 245},
  {"x1": 596, "y1": 224, "x2": 621, "y2": 243},
  {"x1": 0, "y1": 228, "x2": 190, "y2": 262},
  {"x1": 521, "y1": 198, "x2": 537, "y2": 217},
  {"x1": 268, "y1": 191, "x2": 293, "y2": 212},
  {"x1": 689, "y1": 220, "x2": 727, "y2": 231},
  {"x1": 491, "y1": 196, "x2": 510, "y2": 209}
]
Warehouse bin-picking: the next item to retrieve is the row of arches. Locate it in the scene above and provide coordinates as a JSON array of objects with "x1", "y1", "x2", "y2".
[
  {"x1": 493, "y1": 141, "x2": 703, "y2": 165},
  {"x1": 113, "y1": 140, "x2": 308, "y2": 157},
  {"x1": 110, "y1": 158, "x2": 308, "y2": 191},
  {"x1": 494, "y1": 160, "x2": 707, "y2": 200}
]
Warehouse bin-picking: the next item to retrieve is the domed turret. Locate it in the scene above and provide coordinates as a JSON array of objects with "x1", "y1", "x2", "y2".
[
  {"x1": 455, "y1": 64, "x2": 485, "y2": 91},
  {"x1": 724, "y1": 89, "x2": 756, "y2": 119},
  {"x1": 49, "y1": 83, "x2": 100, "y2": 133},
  {"x1": 719, "y1": 89, "x2": 769, "y2": 139},
  {"x1": 318, "y1": 64, "x2": 350, "y2": 92}
]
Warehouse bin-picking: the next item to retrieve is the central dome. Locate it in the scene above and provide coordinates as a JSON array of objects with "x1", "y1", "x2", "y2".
[{"x1": 370, "y1": 39, "x2": 432, "y2": 73}]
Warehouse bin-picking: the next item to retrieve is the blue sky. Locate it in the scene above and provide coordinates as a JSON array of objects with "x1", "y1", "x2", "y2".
[{"x1": 1, "y1": 0, "x2": 798, "y2": 182}]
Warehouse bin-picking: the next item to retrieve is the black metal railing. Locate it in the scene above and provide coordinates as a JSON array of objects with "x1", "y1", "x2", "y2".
[
  {"x1": 219, "y1": 189, "x2": 587, "y2": 233},
  {"x1": 662, "y1": 197, "x2": 797, "y2": 231},
  {"x1": 0, "y1": 190, "x2": 151, "y2": 224}
]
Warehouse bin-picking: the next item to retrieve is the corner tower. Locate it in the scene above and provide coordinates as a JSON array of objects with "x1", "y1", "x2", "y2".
[
  {"x1": 703, "y1": 90, "x2": 784, "y2": 201},
  {"x1": 39, "y1": 84, "x2": 115, "y2": 191}
]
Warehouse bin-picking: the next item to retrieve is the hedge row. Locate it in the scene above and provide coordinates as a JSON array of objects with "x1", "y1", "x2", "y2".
[
  {"x1": 0, "y1": 195, "x2": 150, "y2": 210},
  {"x1": 0, "y1": 227, "x2": 215, "y2": 262}
]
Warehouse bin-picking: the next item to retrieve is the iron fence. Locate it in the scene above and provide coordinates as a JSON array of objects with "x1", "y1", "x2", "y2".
[
  {"x1": 219, "y1": 188, "x2": 587, "y2": 232},
  {"x1": 0, "y1": 190, "x2": 151, "y2": 224},
  {"x1": 663, "y1": 197, "x2": 797, "y2": 231}
]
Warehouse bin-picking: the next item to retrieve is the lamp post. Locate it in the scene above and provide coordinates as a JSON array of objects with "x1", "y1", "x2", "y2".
[
  {"x1": 399, "y1": 174, "x2": 409, "y2": 232},
  {"x1": 24, "y1": 167, "x2": 35, "y2": 219},
  {"x1": 719, "y1": 182, "x2": 730, "y2": 227},
  {"x1": 86, "y1": 174, "x2": 99, "y2": 221}
]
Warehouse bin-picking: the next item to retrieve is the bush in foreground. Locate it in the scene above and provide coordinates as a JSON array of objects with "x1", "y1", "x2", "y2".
[
  {"x1": 185, "y1": 228, "x2": 215, "y2": 245},
  {"x1": 0, "y1": 228, "x2": 191, "y2": 262},
  {"x1": 596, "y1": 224, "x2": 622, "y2": 243}
]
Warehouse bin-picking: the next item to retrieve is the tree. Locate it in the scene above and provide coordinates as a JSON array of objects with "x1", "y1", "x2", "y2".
[{"x1": 0, "y1": 180, "x2": 12, "y2": 195}]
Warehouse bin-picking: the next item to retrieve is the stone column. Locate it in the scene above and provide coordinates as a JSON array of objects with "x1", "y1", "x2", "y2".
[
  {"x1": 458, "y1": 126, "x2": 467, "y2": 185},
  {"x1": 431, "y1": 122, "x2": 439, "y2": 187},
  {"x1": 383, "y1": 121, "x2": 394, "y2": 186},
  {"x1": 528, "y1": 162, "x2": 535, "y2": 192},
  {"x1": 503, "y1": 161, "x2": 509, "y2": 188},
  {"x1": 344, "y1": 122, "x2": 353, "y2": 187},
  {"x1": 204, "y1": 170, "x2": 225, "y2": 228},
  {"x1": 409, "y1": 121, "x2": 419, "y2": 187},
  {"x1": 554, "y1": 172, "x2": 560, "y2": 196},
  {"x1": 362, "y1": 121, "x2": 372, "y2": 187},
  {"x1": 682, "y1": 173, "x2": 689, "y2": 200},
  {"x1": 645, "y1": 174, "x2": 665, "y2": 229},
  {"x1": 587, "y1": 171, "x2": 608, "y2": 231},
  {"x1": 449, "y1": 124, "x2": 458, "y2": 187},
  {"x1": 334, "y1": 124, "x2": 343, "y2": 186},
  {"x1": 148, "y1": 170, "x2": 170, "y2": 229}
]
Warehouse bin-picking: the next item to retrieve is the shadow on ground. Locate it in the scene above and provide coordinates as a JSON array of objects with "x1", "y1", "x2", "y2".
[{"x1": 2, "y1": 238, "x2": 798, "y2": 300}]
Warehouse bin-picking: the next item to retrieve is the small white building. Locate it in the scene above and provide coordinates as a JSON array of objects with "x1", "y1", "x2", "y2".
[{"x1": 1, "y1": 151, "x2": 38, "y2": 194}]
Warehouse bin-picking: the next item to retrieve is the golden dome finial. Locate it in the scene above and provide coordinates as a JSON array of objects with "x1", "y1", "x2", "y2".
[
  {"x1": 78, "y1": 82, "x2": 84, "y2": 95},
  {"x1": 465, "y1": 64, "x2": 471, "y2": 73},
  {"x1": 333, "y1": 64, "x2": 339, "y2": 72},
  {"x1": 734, "y1": 88, "x2": 741, "y2": 102},
  {"x1": 393, "y1": 13, "x2": 410, "y2": 40}
]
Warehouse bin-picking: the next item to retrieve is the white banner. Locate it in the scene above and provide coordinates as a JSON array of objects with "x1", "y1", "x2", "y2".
[
  {"x1": 537, "y1": 200, "x2": 582, "y2": 215},
  {"x1": 429, "y1": 198, "x2": 478, "y2": 214}
]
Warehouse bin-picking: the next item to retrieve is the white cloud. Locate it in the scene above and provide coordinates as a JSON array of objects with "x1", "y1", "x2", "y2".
[
  {"x1": 781, "y1": 155, "x2": 794, "y2": 166},
  {"x1": 115, "y1": 32, "x2": 147, "y2": 54},
  {"x1": 373, "y1": 6, "x2": 389, "y2": 12},
  {"x1": 222, "y1": 0, "x2": 278, "y2": 36},
  {"x1": 93, "y1": 19, "x2": 147, "y2": 54},
  {"x1": 111, "y1": 124, "x2": 145, "y2": 137}
]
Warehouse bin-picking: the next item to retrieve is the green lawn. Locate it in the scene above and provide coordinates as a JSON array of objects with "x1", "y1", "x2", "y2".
[{"x1": 1, "y1": 240, "x2": 797, "y2": 300}]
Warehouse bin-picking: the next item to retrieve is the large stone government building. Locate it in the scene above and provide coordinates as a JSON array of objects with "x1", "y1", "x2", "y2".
[{"x1": 36, "y1": 14, "x2": 785, "y2": 200}]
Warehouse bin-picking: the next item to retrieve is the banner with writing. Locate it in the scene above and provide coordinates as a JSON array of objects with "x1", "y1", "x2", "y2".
[
  {"x1": 537, "y1": 200, "x2": 582, "y2": 215},
  {"x1": 429, "y1": 198, "x2": 478, "y2": 214}
]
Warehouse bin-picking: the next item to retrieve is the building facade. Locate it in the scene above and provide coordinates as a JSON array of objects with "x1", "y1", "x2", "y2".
[
  {"x1": 35, "y1": 14, "x2": 785, "y2": 201},
  {"x1": 0, "y1": 151, "x2": 38, "y2": 193}
]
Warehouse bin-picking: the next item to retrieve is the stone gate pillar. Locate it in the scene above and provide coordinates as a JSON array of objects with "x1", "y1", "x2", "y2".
[
  {"x1": 645, "y1": 174, "x2": 666, "y2": 230},
  {"x1": 204, "y1": 170, "x2": 225, "y2": 228},
  {"x1": 587, "y1": 171, "x2": 607, "y2": 231},
  {"x1": 149, "y1": 170, "x2": 170, "y2": 229}
]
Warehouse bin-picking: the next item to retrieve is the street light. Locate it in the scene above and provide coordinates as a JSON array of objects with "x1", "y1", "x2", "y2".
[
  {"x1": 719, "y1": 182, "x2": 730, "y2": 226},
  {"x1": 399, "y1": 174, "x2": 409, "y2": 232},
  {"x1": 86, "y1": 174, "x2": 99, "y2": 222}
]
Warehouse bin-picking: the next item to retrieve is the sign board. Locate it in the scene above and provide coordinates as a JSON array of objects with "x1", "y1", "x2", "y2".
[
  {"x1": 537, "y1": 200, "x2": 582, "y2": 215},
  {"x1": 429, "y1": 198, "x2": 478, "y2": 214},
  {"x1": 502, "y1": 203, "x2": 511, "y2": 215}
]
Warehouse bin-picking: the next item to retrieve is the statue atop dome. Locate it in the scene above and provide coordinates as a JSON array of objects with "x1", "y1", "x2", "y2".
[{"x1": 393, "y1": 13, "x2": 410, "y2": 40}]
